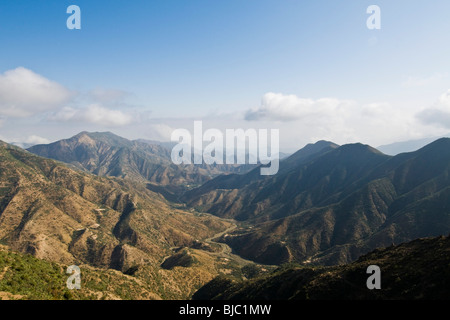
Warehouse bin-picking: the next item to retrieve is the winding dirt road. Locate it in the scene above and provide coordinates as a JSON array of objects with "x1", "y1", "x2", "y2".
[
  {"x1": 203, "y1": 222, "x2": 255, "y2": 267},
  {"x1": 161, "y1": 214, "x2": 257, "y2": 267}
]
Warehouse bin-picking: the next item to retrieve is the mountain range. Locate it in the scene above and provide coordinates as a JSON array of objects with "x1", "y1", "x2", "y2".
[
  {"x1": 1, "y1": 131, "x2": 450, "y2": 299},
  {"x1": 183, "y1": 138, "x2": 450, "y2": 265},
  {"x1": 377, "y1": 134, "x2": 450, "y2": 155},
  {"x1": 193, "y1": 234, "x2": 450, "y2": 300},
  {"x1": 27, "y1": 131, "x2": 260, "y2": 202},
  {"x1": 27, "y1": 131, "x2": 245, "y2": 185},
  {"x1": 0, "y1": 140, "x2": 244, "y2": 299}
]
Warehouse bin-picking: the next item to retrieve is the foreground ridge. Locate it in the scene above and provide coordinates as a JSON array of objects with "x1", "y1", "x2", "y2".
[{"x1": 193, "y1": 234, "x2": 450, "y2": 300}]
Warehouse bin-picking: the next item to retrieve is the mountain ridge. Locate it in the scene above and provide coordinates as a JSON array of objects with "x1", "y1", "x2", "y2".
[
  {"x1": 1, "y1": 134, "x2": 450, "y2": 299},
  {"x1": 188, "y1": 138, "x2": 450, "y2": 265},
  {"x1": 27, "y1": 131, "x2": 259, "y2": 193},
  {"x1": 193, "y1": 234, "x2": 450, "y2": 300},
  {"x1": 0, "y1": 140, "x2": 242, "y2": 298}
]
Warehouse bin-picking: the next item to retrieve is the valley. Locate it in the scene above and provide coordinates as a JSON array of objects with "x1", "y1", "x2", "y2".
[
  {"x1": 0, "y1": 131, "x2": 449, "y2": 300},
  {"x1": 198, "y1": 219, "x2": 265, "y2": 267},
  {"x1": 3, "y1": 0, "x2": 450, "y2": 305},
  {"x1": 193, "y1": 234, "x2": 450, "y2": 300}
]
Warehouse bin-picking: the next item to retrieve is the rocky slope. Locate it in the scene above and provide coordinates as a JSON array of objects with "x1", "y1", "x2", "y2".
[
  {"x1": 0, "y1": 141, "x2": 237, "y2": 298},
  {"x1": 193, "y1": 234, "x2": 450, "y2": 300},
  {"x1": 27, "y1": 131, "x2": 256, "y2": 189},
  {"x1": 186, "y1": 139, "x2": 450, "y2": 265}
]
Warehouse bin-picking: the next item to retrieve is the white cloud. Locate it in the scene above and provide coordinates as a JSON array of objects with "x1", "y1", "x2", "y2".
[
  {"x1": 50, "y1": 104, "x2": 134, "y2": 127},
  {"x1": 146, "y1": 123, "x2": 175, "y2": 141},
  {"x1": 245, "y1": 92, "x2": 355, "y2": 122},
  {"x1": 7, "y1": 135, "x2": 51, "y2": 148},
  {"x1": 0, "y1": 67, "x2": 73, "y2": 117},
  {"x1": 416, "y1": 89, "x2": 450, "y2": 129},
  {"x1": 24, "y1": 135, "x2": 51, "y2": 145},
  {"x1": 243, "y1": 92, "x2": 425, "y2": 148},
  {"x1": 18, "y1": 135, "x2": 50, "y2": 147}
]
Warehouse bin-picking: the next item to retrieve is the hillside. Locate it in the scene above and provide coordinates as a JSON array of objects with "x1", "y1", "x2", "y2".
[
  {"x1": 193, "y1": 234, "x2": 450, "y2": 300},
  {"x1": 184, "y1": 141, "x2": 389, "y2": 222},
  {"x1": 377, "y1": 135, "x2": 449, "y2": 155},
  {"x1": 186, "y1": 138, "x2": 450, "y2": 265},
  {"x1": 27, "y1": 131, "x2": 261, "y2": 203},
  {"x1": 182, "y1": 140, "x2": 341, "y2": 221},
  {"x1": 27, "y1": 131, "x2": 208, "y2": 187},
  {"x1": 0, "y1": 245, "x2": 160, "y2": 300},
  {"x1": 3, "y1": 135, "x2": 450, "y2": 299},
  {"x1": 0, "y1": 140, "x2": 243, "y2": 298}
]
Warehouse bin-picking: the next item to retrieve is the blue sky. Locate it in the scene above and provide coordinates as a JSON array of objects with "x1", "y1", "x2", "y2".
[{"x1": 1, "y1": 0, "x2": 450, "y2": 151}]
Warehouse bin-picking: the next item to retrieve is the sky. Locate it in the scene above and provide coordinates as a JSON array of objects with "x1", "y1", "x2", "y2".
[{"x1": 0, "y1": 0, "x2": 450, "y2": 152}]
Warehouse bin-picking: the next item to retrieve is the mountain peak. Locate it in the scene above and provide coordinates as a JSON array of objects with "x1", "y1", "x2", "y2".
[
  {"x1": 313, "y1": 140, "x2": 339, "y2": 148},
  {"x1": 337, "y1": 142, "x2": 384, "y2": 155},
  {"x1": 416, "y1": 137, "x2": 450, "y2": 153},
  {"x1": 282, "y1": 140, "x2": 339, "y2": 169},
  {"x1": 26, "y1": 130, "x2": 239, "y2": 187},
  {"x1": 74, "y1": 131, "x2": 123, "y2": 139},
  {"x1": 69, "y1": 131, "x2": 132, "y2": 148}
]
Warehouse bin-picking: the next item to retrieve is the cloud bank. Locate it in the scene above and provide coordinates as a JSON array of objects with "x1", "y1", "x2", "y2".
[
  {"x1": 0, "y1": 67, "x2": 138, "y2": 129},
  {"x1": 50, "y1": 104, "x2": 134, "y2": 127},
  {"x1": 245, "y1": 92, "x2": 355, "y2": 122},
  {"x1": 416, "y1": 89, "x2": 450, "y2": 129},
  {"x1": 244, "y1": 92, "x2": 422, "y2": 148},
  {"x1": 0, "y1": 67, "x2": 73, "y2": 117}
]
